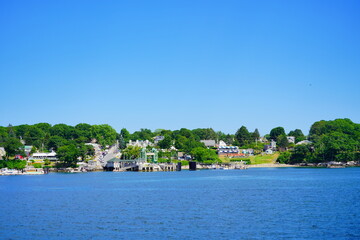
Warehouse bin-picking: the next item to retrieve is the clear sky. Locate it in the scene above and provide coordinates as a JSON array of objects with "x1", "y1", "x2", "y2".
[{"x1": 1, "y1": 0, "x2": 359, "y2": 135}]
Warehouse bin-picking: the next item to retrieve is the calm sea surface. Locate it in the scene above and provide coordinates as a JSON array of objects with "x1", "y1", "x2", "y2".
[{"x1": 0, "y1": 168, "x2": 359, "y2": 240}]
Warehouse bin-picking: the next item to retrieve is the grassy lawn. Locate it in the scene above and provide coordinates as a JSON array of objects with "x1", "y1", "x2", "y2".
[{"x1": 249, "y1": 153, "x2": 279, "y2": 165}]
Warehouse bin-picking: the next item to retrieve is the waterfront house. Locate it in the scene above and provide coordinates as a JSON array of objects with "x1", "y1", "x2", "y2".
[
  {"x1": 200, "y1": 140, "x2": 216, "y2": 148},
  {"x1": 218, "y1": 146, "x2": 242, "y2": 157},
  {"x1": 29, "y1": 151, "x2": 57, "y2": 162}
]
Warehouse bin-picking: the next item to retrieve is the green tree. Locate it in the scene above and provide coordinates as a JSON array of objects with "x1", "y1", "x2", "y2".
[
  {"x1": 288, "y1": 129, "x2": 306, "y2": 143},
  {"x1": 33, "y1": 123, "x2": 52, "y2": 134},
  {"x1": 91, "y1": 124, "x2": 117, "y2": 146},
  {"x1": 277, "y1": 134, "x2": 289, "y2": 149},
  {"x1": 75, "y1": 123, "x2": 92, "y2": 141},
  {"x1": 175, "y1": 136, "x2": 187, "y2": 150},
  {"x1": 235, "y1": 126, "x2": 252, "y2": 146},
  {"x1": 118, "y1": 134, "x2": 126, "y2": 149},
  {"x1": 130, "y1": 128, "x2": 153, "y2": 141},
  {"x1": 182, "y1": 139, "x2": 205, "y2": 154},
  {"x1": 23, "y1": 125, "x2": 45, "y2": 147},
  {"x1": 121, "y1": 146, "x2": 141, "y2": 159},
  {"x1": 308, "y1": 118, "x2": 360, "y2": 162},
  {"x1": 192, "y1": 128, "x2": 217, "y2": 140},
  {"x1": 178, "y1": 128, "x2": 194, "y2": 139},
  {"x1": 0, "y1": 126, "x2": 8, "y2": 143},
  {"x1": 86, "y1": 144, "x2": 95, "y2": 157},
  {"x1": 77, "y1": 143, "x2": 88, "y2": 161},
  {"x1": 51, "y1": 124, "x2": 75, "y2": 139},
  {"x1": 48, "y1": 136, "x2": 68, "y2": 151},
  {"x1": 252, "y1": 128, "x2": 260, "y2": 142},
  {"x1": 120, "y1": 128, "x2": 131, "y2": 141},
  {"x1": 119, "y1": 128, "x2": 131, "y2": 149},
  {"x1": 290, "y1": 144, "x2": 313, "y2": 163},
  {"x1": 270, "y1": 127, "x2": 286, "y2": 141},
  {"x1": 191, "y1": 147, "x2": 219, "y2": 163},
  {"x1": 314, "y1": 132, "x2": 357, "y2": 162},
  {"x1": 4, "y1": 137, "x2": 24, "y2": 158},
  {"x1": 157, "y1": 135, "x2": 172, "y2": 149},
  {"x1": 277, "y1": 151, "x2": 292, "y2": 164},
  {"x1": 5, "y1": 159, "x2": 27, "y2": 170},
  {"x1": 7, "y1": 124, "x2": 16, "y2": 138},
  {"x1": 56, "y1": 144, "x2": 79, "y2": 167}
]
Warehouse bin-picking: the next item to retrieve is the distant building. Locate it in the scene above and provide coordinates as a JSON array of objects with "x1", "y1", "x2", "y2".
[
  {"x1": 0, "y1": 147, "x2": 5, "y2": 159},
  {"x1": 200, "y1": 140, "x2": 216, "y2": 147},
  {"x1": 258, "y1": 137, "x2": 268, "y2": 143},
  {"x1": 296, "y1": 140, "x2": 312, "y2": 145},
  {"x1": 23, "y1": 146, "x2": 33, "y2": 156},
  {"x1": 264, "y1": 140, "x2": 277, "y2": 152},
  {"x1": 29, "y1": 151, "x2": 57, "y2": 162},
  {"x1": 218, "y1": 140, "x2": 227, "y2": 147},
  {"x1": 239, "y1": 149, "x2": 254, "y2": 156},
  {"x1": 177, "y1": 152, "x2": 192, "y2": 160},
  {"x1": 127, "y1": 140, "x2": 153, "y2": 148},
  {"x1": 265, "y1": 149, "x2": 273, "y2": 154},
  {"x1": 218, "y1": 146, "x2": 240, "y2": 157},
  {"x1": 287, "y1": 136, "x2": 295, "y2": 144},
  {"x1": 154, "y1": 136, "x2": 165, "y2": 144},
  {"x1": 270, "y1": 140, "x2": 276, "y2": 149}
]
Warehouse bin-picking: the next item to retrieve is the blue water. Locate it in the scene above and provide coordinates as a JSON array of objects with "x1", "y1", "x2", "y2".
[{"x1": 0, "y1": 168, "x2": 360, "y2": 240}]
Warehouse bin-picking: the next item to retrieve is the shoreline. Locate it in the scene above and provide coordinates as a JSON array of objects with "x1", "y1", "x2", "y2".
[{"x1": 247, "y1": 163, "x2": 300, "y2": 168}]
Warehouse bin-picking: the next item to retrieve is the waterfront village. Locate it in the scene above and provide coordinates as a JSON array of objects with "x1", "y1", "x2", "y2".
[
  {"x1": 1, "y1": 134, "x2": 308, "y2": 175},
  {"x1": 1, "y1": 119, "x2": 360, "y2": 175},
  {"x1": 0, "y1": 139, "x2": 267, "y2": 175}
]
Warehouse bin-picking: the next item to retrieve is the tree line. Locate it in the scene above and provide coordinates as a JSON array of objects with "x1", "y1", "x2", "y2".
[
  {"x1": 278, "y1": 118, "x2": 360, "y2": 164},
  {"x1": 1, "y1": 118, "x2": 359, "y2": 165},
  {"x1": 0, "y1": 123, "x2": 118, "y2": 167}
]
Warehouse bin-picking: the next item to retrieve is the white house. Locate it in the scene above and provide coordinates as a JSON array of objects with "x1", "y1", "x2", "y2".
[
  {"x1": 287, "y1": 136, "x2": 295, "y2": 144},
  {"x1": 127, "y1": 140, "x2": 153, "y2": 148},
  {"x1": 154, "y1": 136, "x2": 165, "y2": 144},
  {"x1": 29, "y1": 151, "x2": 57, "y2": 161},
  {"x1": 296, "y1": 140, "x2": 312, "y2": 145},
  {"x1": 270, "y1": 140, "x2": 276, "y2": 150},
  {"x1": 218, "y1": 140, "x2": 227, "y2": 147},
  {"x1": 0, "y1": 147, "x2": 5, "y2": 159}
]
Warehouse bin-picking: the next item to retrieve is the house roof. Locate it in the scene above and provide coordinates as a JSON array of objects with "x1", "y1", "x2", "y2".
[
  {"x1": 200, "y1": 140, "x2": 216, "y2": 146},
  {"x1": 32, "y1": 151, "x2": 56, "y2": 157},
  {"x1": 107, "y1": 158, "x2": 137, "y2": 163}
]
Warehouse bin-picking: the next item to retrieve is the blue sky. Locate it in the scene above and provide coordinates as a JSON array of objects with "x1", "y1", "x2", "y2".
[{"x1": 1, "y1": 0, "x2": 359, "y2": 135}]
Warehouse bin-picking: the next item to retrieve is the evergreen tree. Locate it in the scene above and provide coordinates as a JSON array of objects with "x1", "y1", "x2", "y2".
[
  {"x1": 270, "y1": 127, "x2": 286, "y2": 141},
  {"x1": 235, "y1": 126, "x2": 251, "y2": 146},
  {"x1": 252, "y1": 128, "x2": 260, "y2": 141}
]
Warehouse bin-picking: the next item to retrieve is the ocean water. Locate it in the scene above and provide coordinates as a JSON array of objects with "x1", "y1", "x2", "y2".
[{"x1": 0, "y1": 168, "x2": 359, "y2": 240}]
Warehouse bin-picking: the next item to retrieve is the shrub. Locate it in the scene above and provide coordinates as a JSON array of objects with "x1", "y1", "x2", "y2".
[
  {"x1": 277, "y1": 151, "x2": 292, "y2": 164},
  {"x1": 33, "y1": 163, "x2": 43, "y2": 168}
]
